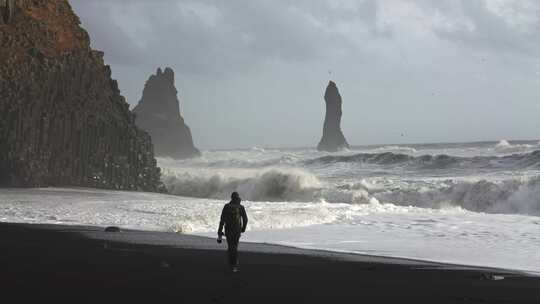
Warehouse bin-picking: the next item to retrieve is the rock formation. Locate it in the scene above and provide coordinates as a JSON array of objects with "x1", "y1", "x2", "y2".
[
  {"x1": 0, "y1": 0, "x2": 15, "y2": 24},
  {"x1": 133, "y1": 68, "x2": 200, "y2": 159},
  {"x1": 317, "y1": 81, "x2": 350, "y2": 152},
  {"x1": 0, "y1": 0, "x2": 165, "y2": 192}
]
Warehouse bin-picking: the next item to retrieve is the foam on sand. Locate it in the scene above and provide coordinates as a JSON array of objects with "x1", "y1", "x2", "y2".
[{"x1": 1, "y1": 187, "x2": 540, "y2": 273}]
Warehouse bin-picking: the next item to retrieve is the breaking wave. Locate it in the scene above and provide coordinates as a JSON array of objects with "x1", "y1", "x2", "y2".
[
  {"x1": 324, "y1": 176, "x2": 540, "y2": 216},
  {"x1": 162, "y1": 166, "x2": 540, "y2": 216},
  {"x1": 371, "y1": 177, "x2": 540, "y2": 215},
  {"x1": 493, "y1": 140, "x2": 536, "y2": 153},
  {"x1": 371, "y1": 145, "x2": 418, "y2": 154},
  {"x1": 157, "y1": 143, "x2": 540, "y2": 217},
  {"x1": 162, "y1": 168, "x2": 323, "y2": 202},
  {"x1": 306, "y1": 150, "x2": 540, "y2": 170},
  {"x1": 158, "y1": 153, "x2": 300, "y2": 169}
]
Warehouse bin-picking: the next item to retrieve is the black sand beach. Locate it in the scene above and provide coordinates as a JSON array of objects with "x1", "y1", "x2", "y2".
[{"x1": 0, "y1": 223, "x2": 538, "y2": 303}]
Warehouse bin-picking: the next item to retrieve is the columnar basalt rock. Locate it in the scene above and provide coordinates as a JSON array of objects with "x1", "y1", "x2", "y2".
[
  {"x1": 133, "y1": 68, "x2": 200, "y2": 159},
  {"x1": 317, "y1": 81, "x2": 350, "y2": 152},
  {"x1": 0, "y1": 0, "x2": 165, "y2": 192},
  {"x1": 0, "y1": 0, "x2": 15, "y2": 24}
]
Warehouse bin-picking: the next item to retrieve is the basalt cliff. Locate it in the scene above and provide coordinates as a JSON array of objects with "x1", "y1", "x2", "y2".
[
  {"x1": 133, "y1": 68, "x2": 200, "y2": 159},
  {"x1": 0, "y1": 0, "x2": 165, "y2": 191},
  {"x1": 317, "y1": 81, "x2": 350, "y2": 152}
]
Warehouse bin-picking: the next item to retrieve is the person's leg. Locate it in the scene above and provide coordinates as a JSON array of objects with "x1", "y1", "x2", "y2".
[
  {"x1": 231, "y1": 234, "x2": 240, "y2": 267},
  {"x1": 226, "y1": 233, "x2": 240, "y2": 268},
  {"x1": 226, "y1": 235, "x2": 234, "y2": 267}
]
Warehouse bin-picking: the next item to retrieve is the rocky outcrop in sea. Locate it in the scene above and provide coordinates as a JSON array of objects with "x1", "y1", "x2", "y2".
[
  {"x1": 0, "y1": 0, "x2": 165, "y2": 192},
  {"x1": 133, "y1": 68, "x2": 200, "y2": 159},
  {"x1": 317, "y1": 81, "x2": 350, "y2": 152}
]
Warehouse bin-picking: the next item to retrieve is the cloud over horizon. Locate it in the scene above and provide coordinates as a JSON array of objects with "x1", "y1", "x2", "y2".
[{"x1": 70, "y1": 0, "x2": 540, "y2": 149}]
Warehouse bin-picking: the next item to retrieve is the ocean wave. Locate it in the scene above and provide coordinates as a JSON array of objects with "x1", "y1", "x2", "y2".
[
  {"x1": 161, "y1": 162, "x2": 540, "y2": 216},
  {"x1": 306, "y1": 150, "x2": 540, "y2": 170},
  {"x1": 162, "y1": 168, "x2": 323, "y2": 202},
  {"x1": 158, "y1": 153, "x2": 300, "y2": 169},
  {"x1": 314, "y1": 176, "x2": 540, "y2": 215},
  {"x1": 370, "y1": 177, "x2": 540, "y2": 215},
  {"x1": 494, "y1": 140, "x2": 535, "y2": 152},
  {"x1": 371, "y1": 145, "x2": 418, "y2": 154}
]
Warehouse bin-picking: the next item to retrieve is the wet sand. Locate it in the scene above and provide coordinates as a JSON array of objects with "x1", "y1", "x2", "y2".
[{"x1": 0, "y1": 223, "x2": 538, "y2": 303}]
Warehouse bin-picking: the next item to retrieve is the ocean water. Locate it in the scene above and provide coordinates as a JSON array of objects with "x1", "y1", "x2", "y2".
[{"x1": 1, "y1": 140, "x2": 540, "y2": 273}]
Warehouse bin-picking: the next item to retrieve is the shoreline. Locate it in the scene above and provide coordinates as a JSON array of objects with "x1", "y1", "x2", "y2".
[
  {"x1": 2, "y1": 185, "x2": 540, "y2": 274},
  {"x1": 7, "y1": 220, "x2": 536, "y2": 275},
  {"x1": 87, "y1": 224, "x2": 538, "y2": 276},
  {"x1": 2, "y1": 222, "x2": 539, "y2": 303}
]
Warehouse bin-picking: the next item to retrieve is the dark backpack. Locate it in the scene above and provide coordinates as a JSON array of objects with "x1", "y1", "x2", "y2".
[{"x1": 225, "y1": 204, "x2": 243, "y2": 232}]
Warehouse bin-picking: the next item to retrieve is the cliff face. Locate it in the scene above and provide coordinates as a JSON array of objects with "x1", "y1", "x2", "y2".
[
  {"x1": 317, "y1": 81, "x2": 350, "y2": 152},
  {"x1": 0, "y1": 0, "x2": 165, "y2": 192},
  {"x1": 133, "y1": 68, "x2": 200, "y2": 159}
]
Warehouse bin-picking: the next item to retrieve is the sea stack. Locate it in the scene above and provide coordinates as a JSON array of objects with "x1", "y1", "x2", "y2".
[
  {"x1": 317, "y1": 81, "x2": 350, "y2": 152},
  {"x1": 133, "y1": 68, "x2": 200, "y2": 159},
  {"x1": 0, "y1": 0, "x2": 165, "y2": 192}
]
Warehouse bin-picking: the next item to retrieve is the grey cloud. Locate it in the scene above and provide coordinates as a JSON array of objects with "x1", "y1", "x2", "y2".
[
  {"x1": 71, "y1": 1, "x2": 146, "y2": 65},
  {"x1": 71, "y1": 0, "x2": 383, "y2": 75},
  {"x1": 67, "y1": 0, "x2": 540, "y2": 149},
  {"x1": 422, "y1": 0, "x2": 540, "y2": 57}
]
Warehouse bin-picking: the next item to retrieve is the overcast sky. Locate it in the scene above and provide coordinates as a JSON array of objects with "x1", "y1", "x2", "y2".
[{"x1": 70, "y1": 0, "x2": 540, "y2": 149}]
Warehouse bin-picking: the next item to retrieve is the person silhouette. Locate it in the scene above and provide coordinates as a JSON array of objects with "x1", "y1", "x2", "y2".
[{"x1": 218, "y1": 192, "x2": 248, "y2": 272}]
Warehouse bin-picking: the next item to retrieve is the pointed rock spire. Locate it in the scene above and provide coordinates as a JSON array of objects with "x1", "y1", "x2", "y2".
[
  {"x1": 133, "y1": 67, "x2": 200, "y2": 159},
  {"x1": 317, "y1": 81, "x2": 350, "y2": 152}
]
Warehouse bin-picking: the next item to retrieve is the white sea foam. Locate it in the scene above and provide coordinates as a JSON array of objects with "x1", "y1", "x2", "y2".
[
  {"x1": 493, "y1": 139, "x2": 536, "y2": 154},
  {"x1": 372, "y1": 145, "x2": 418, "y2": 154},
  {"x1": 3, "y1": 141, "x2": 540, "y2": 272},
  {"x1": 162, "y1": 167, "x2": 322, "y2": 202},
  {"x1": 496, "y1": 139, "x2": 512, "y2": 148},
  {"x1": 161, "y1": 164, "x2": 540, "y2": 216},
  {"x1": 2, "y1": 187, "x2": 540, "y2": 272},
  {"x1": 371, "y1": 176, "x2": 540, "y2": 215},
  {"x1": 0, "y1": 188, "x2": 340, "y2": 233}
]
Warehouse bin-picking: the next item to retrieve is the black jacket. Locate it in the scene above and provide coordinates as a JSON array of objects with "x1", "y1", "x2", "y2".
[{"x1": 218, "y1": 201, "x2": 248, "y2": 235}]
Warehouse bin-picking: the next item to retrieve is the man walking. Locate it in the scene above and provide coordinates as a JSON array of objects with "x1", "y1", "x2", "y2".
[{"x1": 218, "y1": 192, "x2": 248, "y2": 273}]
